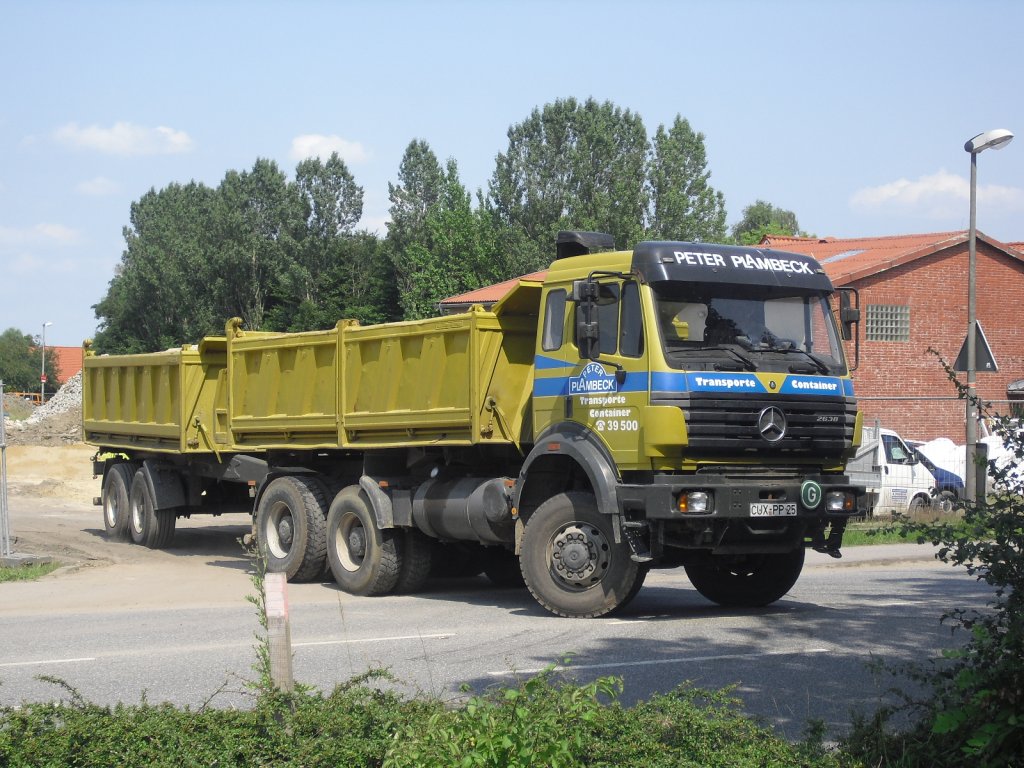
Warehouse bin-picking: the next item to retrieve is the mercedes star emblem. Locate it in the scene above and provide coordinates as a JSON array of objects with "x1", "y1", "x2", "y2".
[{"x1": 758, "y1": 406, "x2": 787, "y2": 443}]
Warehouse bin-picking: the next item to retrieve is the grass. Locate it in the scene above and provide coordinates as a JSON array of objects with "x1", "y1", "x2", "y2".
[
  {"x1": 841, "y1": 507, "x2": 967, "y2": 547},
  {"x1": 0, "y1": 561, "x2": 61, "y2": 582}
]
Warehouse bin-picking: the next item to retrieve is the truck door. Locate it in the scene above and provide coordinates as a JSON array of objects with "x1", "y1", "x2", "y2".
[{"x1": 533, "y1": 279, "x2": 648, "y2": 467}]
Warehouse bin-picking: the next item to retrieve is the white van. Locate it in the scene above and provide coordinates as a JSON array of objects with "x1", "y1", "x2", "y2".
[{"x1": 847, "y1": 425, "x2": 937, "y2": 517}]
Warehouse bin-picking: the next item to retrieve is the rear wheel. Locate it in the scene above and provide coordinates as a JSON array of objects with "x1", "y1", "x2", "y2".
[
  {"x1": 326, "y1": 486, "x2": 400, "y2": 596},
  {"x1": 102, "y1": 463, "x2": 134, "y2": 540},
  {"x1": 256, "y1": 476, "x2": 328, "y2": 582},
  {"x1": 519, "y1": 492, "x2": 643, "y2": 618},
  {"x1": 684, "y1": 548, "x2": 805, "y2": 607},
  {"x1": 128, "y1": 469, "x2": 176, "y2": 549}
]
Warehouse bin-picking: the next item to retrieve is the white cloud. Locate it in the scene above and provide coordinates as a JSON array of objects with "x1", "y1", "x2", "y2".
[
  {"x1": 289, "y1": 133, "x2": 368, "y2": 164},
  {"x1": 76, "y1": 176, "x2": 121, "y2": 196},
  {"x1": 850, "y1": 169, "x2": 1024, "y2": 219},
  {"x1": 0, "y1": 223, "x2": 80, "y2": 246},
  {"x1": 53, "y1": 121, "x2": 194, "y2": 156}
]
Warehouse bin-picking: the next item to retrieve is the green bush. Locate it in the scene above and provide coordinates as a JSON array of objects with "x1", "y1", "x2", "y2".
[{"x1": 0, "y1": 673, "x2": 850, "y2": 768}]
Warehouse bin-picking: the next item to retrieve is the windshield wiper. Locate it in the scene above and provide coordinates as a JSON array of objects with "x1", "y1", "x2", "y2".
[
  {"x1": 766, "y1": 346, "x2": 831, "y2": 374},
  {"x1": 702, "y1": 345, "x2": 757, "y2": 372}
]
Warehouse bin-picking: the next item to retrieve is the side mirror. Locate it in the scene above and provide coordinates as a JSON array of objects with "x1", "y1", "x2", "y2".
[
  {"x1": 839, "y1": 289, "x2": 860, "y2": 341},
  {"x1": 573, "y1": 279, "x2": 600, "y2": 361}
]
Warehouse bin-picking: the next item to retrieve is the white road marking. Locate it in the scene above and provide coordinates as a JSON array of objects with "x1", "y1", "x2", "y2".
[
  {"x1": 0, "y1": 657, "x2": 96, "y2": 668},
  {"x1": 488, "y1": 647, "x2": 830, "y2": 676},
  {"x1": 294, "y1": 633, "x2": 451, "y2": 648}
]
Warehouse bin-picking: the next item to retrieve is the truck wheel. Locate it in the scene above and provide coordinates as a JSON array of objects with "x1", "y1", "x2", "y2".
[
  {"x1": 519, "y1": 492, "x2": 643, "y2": 618},
  {"x1": 326, "y1": 487, "x2": 400, "y2": 596},
  {"x1": 482, "y1": 547, "x2": 526, "y2": 588},
  {"x1": 128, "y1": 469, "x2": 176, "y2": 549},
  {"x1": 684, "y1": 548, "x2": 805, "y2": 608},
  {"x1": 394, "y1": 529, "x2": 433, "y2": 594},
  {"x1": 257, "y1": 476, "x2": 328, "y2": 582},
  {"x1": 102, "y1": 464, "x2": 134, "y2": 540}
]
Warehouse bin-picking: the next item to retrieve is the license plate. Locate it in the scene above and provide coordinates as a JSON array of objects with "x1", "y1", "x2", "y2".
[{"x1": 750, "y1": 502, "x2": 798, "y2": 517}]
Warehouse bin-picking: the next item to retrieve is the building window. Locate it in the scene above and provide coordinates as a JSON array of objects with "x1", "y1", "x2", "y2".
[{"x1": 866, "y1": 304, "x2": 910, "y2": 342}]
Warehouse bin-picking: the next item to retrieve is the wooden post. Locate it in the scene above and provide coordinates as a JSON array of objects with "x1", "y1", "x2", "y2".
[{"x1": 263, "y1": 571, "x2": 294, "y2": 693}]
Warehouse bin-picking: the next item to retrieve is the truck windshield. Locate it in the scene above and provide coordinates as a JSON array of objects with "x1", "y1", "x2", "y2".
[{"x1": 653, "y1": 283, "x2": 847, "y2": 375}]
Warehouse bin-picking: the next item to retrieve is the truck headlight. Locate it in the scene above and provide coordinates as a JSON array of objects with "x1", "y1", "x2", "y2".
[
  {"x1": 826, "y1": 491, "x2": 854, "y2": 512},
  {"x1": 677, "y1": 491, "x2": 711, "y2": 514}
]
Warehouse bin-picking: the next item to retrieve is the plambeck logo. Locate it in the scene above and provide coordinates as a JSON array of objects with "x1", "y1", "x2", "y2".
[{"x1": 569, "y1": 362, "x2": 618, "y2": 395}]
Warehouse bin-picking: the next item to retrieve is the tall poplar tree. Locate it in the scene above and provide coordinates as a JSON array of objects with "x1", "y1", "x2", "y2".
[{"x1": 646, "y1": 115, "x2": 727, "y2": 241}]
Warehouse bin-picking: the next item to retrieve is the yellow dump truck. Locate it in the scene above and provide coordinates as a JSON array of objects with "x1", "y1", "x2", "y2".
[{"x1": 84, "y1": 232, "x2": 866, "y2": 617}]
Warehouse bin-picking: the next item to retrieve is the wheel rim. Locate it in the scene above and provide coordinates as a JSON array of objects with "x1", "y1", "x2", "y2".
[
  {"x1": 265, "y1": 502, "x2": 294, "y2": 559},
  {"x1": 105, "y1": 493, "x2": 120, "y2": 528},
  {"x1": 335, "y1": 512, "x2": 366, "y2": 572},
  {"x1": 549, "y1": 522, "x2": 610, "y2": 589},
  {"x1": 130, "y1": 493, "x2": 144, "y2": 535}
]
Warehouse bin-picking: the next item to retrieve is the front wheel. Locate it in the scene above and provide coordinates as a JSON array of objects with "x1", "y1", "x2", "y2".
[
  {"x1": 519, "y1": 492, "x2": 643, "y2": 618},
  {"x1": 684, "y1": 548, "x2": 805, "y2": 608}
]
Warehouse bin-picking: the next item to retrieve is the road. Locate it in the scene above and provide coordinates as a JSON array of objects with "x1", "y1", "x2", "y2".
[{"x1": 0, "y1": 488, "x2": 993, "y2": 740}]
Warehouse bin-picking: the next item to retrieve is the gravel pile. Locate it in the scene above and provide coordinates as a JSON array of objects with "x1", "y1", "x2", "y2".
[{"x1": 3, "y1": 373, "x2": 84, "y2": 445}]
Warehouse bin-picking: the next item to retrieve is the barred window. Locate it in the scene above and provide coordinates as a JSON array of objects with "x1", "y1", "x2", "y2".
[{"x1": 866, "y1": 304, "x2": 910, "y2": 342}]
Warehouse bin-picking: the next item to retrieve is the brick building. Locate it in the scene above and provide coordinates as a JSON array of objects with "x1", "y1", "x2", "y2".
[{"x1": 761, "y1": 231, "x2": 1024, "y2": 442}]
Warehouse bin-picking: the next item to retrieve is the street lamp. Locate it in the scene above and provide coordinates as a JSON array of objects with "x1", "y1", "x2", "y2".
[
  {"x1": 40, "y1": 321, "x2": 53, "y2": 403},
  {"x1": 964, "y1": 128, "x2": 1013, "y2": 504}
]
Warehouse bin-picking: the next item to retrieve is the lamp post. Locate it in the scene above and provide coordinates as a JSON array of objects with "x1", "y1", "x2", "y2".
[
  {"x1": 963, "y1": 128, "x2": 1013, "y2": 504},
  {"x1": 40, "y1": 321, "x2": 52, "y2": 403}
]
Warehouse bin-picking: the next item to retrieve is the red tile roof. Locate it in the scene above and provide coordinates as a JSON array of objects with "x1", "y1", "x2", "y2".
[
  {"x1": 52, "y1": 346, "x2": 84, "y2": 383},
  {"x1": 438, "y1": 232, "x2": 1024, "y2": 308},
  {"x1": 761, "y1": 231, "x2": 1024, "y2": 285},
  {"x1": 440, "y1": 270, "x2": 548, "y2": 308}
]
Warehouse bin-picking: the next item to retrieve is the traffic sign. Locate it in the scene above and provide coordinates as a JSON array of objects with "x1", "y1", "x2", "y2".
[{"x1": 954, "y1": 321, "x2": 998, "y2": 372}]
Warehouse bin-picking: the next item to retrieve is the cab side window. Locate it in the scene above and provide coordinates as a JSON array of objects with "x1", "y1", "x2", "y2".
[
  {"x1": 572, "y1": 281, "x2": 643, "y2": 357},
  {"x1": 542, "y1": 289, "x2": 567, "y2": 351}
]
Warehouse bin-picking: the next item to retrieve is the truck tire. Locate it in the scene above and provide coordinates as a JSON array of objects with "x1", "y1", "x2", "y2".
[
  {"x1": 128, "y1": 469, "x2": 176, "y2": 549},
  {"x1": 326, "y1": 486, "x2": 400, "y2": 596},
  {"x1": 482, "y1": 547, "x2": 526, "y2": 588},
  {"x1": 102, "y1": 463, "x2": 134, "y2": 540},
  {"x1": 394, "y1": 529, "x2": 433, "y2": 594},
  {"x1": 519, "y1": 492, "x2": 643, "y2": 618},
  {"x1": 684, "y1": 548, "x2": 805, "y2": 608},
  {"x1": 257, "y1": 476, "x2": 328, "y2": 582}
]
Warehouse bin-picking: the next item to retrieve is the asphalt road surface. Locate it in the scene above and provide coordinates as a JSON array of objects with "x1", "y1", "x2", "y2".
[{"x1": 0, "y1": 488, "x2": 993, "y2": 740}]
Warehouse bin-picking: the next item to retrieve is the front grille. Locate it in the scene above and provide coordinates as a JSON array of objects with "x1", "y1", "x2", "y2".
[{"x1": 652, "y1": 392, "x2": 857, "y2": 455}]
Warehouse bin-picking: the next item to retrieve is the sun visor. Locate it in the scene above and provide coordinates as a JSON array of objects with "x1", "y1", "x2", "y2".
[{"x1": 632, "y1": 241, "x2": 833, "y2": 291}]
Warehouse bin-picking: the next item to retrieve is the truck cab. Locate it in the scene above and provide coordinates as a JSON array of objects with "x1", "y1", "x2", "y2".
[{"x1": 513, "y1": 232, "x2": 866, "y2": 615}]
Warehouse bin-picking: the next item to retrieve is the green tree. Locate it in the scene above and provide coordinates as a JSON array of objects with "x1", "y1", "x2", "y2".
[
  {"x1": 386, "y1": 144, "x2": 495, "y2": 319},
  {"x1": 93, "y1": 181, "x2": 222, "y2": 353},
  {"x1": 731, "y1": 200, "x2": 803, "y2": 245},
  {"x1": 0, "y1": 328, "x2": 58, "y2": 393},
  {"x1": 268, "y1": 153, "x2": 366, "y2": 331},
  {"x1": 487, "y1": 97, "x2": 649, "y2": 269},
  {"x1": 646, "y1": 116, "x2": 727, "y2": 241},
  {"x1": 212, "y1": 159, "x2": 304, "y2": 331}
]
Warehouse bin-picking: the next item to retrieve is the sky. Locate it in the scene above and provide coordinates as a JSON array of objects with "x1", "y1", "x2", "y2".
[{"x1": 2, "y1": 0, "x2": 1023, "y2": 347}]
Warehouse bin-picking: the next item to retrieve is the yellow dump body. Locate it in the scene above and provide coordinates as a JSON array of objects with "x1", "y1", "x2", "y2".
[
  {"x1": 82, "y1": 338, "x2": 229, "y2": 454},
  {"x1": 83, "y1": 303, "x2": 537, "y2": 455}
]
